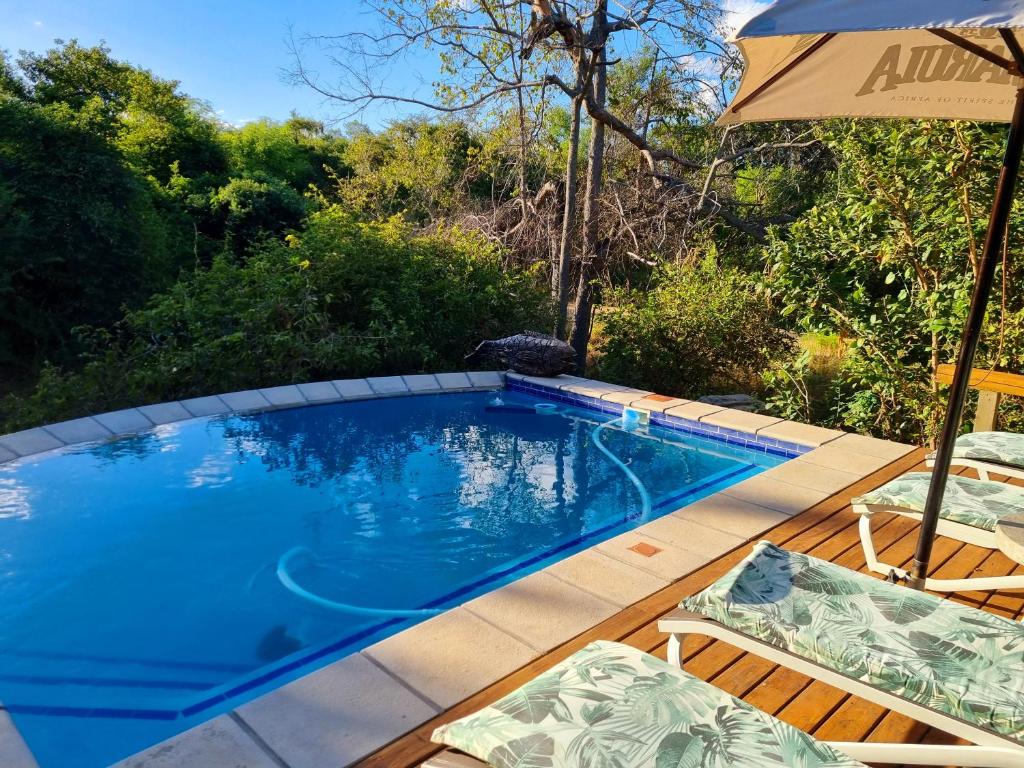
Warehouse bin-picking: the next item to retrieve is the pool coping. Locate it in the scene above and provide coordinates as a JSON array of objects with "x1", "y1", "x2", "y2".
[{"x1": 0, "y1": 373, "x2": 916, "y2": 768}]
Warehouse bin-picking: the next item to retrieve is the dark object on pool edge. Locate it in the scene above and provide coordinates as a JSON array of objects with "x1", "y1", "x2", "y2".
[{"x1": 466, "y1": 330, "x2": 576, "y2": 377}]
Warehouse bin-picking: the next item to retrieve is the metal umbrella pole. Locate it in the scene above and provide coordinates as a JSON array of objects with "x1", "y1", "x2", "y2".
[{"x1": 908, "y1": 76, "x2": 1024, "y2": 589}]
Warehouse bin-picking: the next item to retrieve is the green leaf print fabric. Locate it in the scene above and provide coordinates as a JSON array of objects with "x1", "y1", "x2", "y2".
[
  {"x1": 432, "y1": 640, "x2": 863, "y2": 767},
  {"x1": 927, "y1": 432, "x2": 1024, "y2": 469},
  {"x1": 853, "y1": 471, "x2": 1024, "y2": 531},
  {"x1": 682, "y1": 542, "x2": 1024, "y2": 743}
]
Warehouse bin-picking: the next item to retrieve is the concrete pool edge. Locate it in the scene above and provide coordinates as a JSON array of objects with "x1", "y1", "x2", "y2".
[
  {"x1": 0, "y1": 710, "x2": 36, "y2": 768},
  {"x1": 0, "y1": 373, "x2": 917, "y2": 768}
]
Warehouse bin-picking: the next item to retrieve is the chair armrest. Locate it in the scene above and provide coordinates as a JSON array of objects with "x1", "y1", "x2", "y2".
[
  {"x1": 421, "y1": 750, "x2": 490, "y2": 768},
  {"x1": 657, "y1": 608, "x2": 712, "y2": 633}
]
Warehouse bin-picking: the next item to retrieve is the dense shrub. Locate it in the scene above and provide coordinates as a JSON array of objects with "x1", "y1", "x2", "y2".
[
  {"x1": 337, "y1": 120, "x2": 490, "y2": 223},
  {"x1": 221, "y1": 117, "x2": 348, "y2": 191},
  {"x1": 210, "y1": 176, "x2": 308, "y2": 257},
  {"x1": 0, "y1": 97, "x2": 186, "y2": 372},
  {"x1": 18, "y1": 40, "x2": 227, "y2": 184},
  {"x1": 761, "y1": 120, "x2": 1024, "y2": 444},
  {"x1": 592, "y1": 261, "x2": 789, "y2": 398},
  {"x1": 0, "y1": 208, "x2": 552, "y2": 430}
]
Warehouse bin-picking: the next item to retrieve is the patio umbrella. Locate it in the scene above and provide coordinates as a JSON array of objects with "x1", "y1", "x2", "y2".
[{"x1": 721, "y1": 1, "x2": 1024, "y2": 588}]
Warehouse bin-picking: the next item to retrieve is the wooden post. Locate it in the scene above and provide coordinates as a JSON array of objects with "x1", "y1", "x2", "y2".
[{"x1": 975, "y1": 390, "x2": 1002, "y2": 432}]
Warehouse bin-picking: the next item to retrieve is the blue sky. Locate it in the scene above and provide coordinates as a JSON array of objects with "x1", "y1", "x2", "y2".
[
  {"x1": 0, "y1": 0, "x2": 435, "y2": 128},
  {"x1": 0, "y1": 1, "x2": 768, "y2": 130}
]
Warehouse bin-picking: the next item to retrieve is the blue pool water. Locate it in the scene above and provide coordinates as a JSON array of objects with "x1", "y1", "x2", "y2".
[{"x1": 0, "y1": 390, "x2": 785, "y2": 766}]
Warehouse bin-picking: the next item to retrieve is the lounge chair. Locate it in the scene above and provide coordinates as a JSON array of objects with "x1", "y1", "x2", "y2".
[
  {"x1": 853, "y1": 471, "x2": 1024, "y2": 591},
  {"x1": 426, "y1": 639, "x2": 864, "y2": 767},
  {"x1": 660, "y1": 541, "x2": 1024, "y2": 767},
  {"x1": 926, "y1": 431, "x2": 1024, "y2": 481}
]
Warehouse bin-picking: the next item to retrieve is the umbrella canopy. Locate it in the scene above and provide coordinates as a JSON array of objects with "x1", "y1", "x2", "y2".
[
  {"x1": 722, "y1": 0, "x2": 1024, "y2": 589},
  {"x1": 722, "y1": 1, "x2": 1024, "y2": 125}
]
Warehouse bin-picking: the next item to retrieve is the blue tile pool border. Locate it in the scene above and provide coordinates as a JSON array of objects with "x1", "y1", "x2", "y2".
[
  {"x1": 0, "y1": 371, "x2": 813, "y2": 465},
  {"x1": 504, "y1": 378, "x2": 809, "y2": 459}
]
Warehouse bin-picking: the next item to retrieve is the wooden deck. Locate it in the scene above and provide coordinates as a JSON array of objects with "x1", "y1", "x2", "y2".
[{"x1": 354, "y1": 447, "x2": 1024, "y2": 768}]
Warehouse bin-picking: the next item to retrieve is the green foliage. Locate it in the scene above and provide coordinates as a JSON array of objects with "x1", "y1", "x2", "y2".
[
  {"x1": 0, "y1": 40, "x2": 244, "y2": 378},
  {"x1": 0, "y1": 97, "x2": 185, "y2": 370},
  {"x1": 0, "y1": 50, "x2": 28, "y2": 98},
  {"x1": 593, "y1": 261, "x2": 789, "y2": 399},
  {"x1": 1, "y1": 40, "x2": 362, "y2": 389},
  {"x1": 763, "y1": 120, "x2": 1023, "y2": 443},
  {"x1": 336, "y1": 120, "x2": 489, "y2": 222},
  {"x1": 220, "y1": 117, "x2": 348, "y2": 190},
  {"x1": 762, "y1": 333, "x2": 847, "y2": 426},
  {"x1": 210, "y1": 176, "x2": 308, "y2": 257},
  {"x1": 18, "y1": 40, "x2": 226, "y2": 183},
  {"x1": 1, "y1": 209, "x2": 552, "y2": 428},
  {"x1": 733, "y1": 165, "x2": 809, "y2": 221}
]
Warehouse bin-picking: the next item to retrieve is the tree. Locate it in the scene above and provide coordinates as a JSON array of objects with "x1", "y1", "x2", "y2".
[
  {"x1": 210, "y1": 176, "x2": 308, "y2": 257},
  {"x1": 763, "y1": 120, "x2": 1023, "y2": 443},
  {"x1": 290, "y1": 1, "x2": 819, "y2": 367},
  {"x1": 19, "y1": 40, "x2": 226, "y2": 183},
  {"x1": 221, "y1": 116, "x2": 348, "y2": 191},
  {"x1": 0, "y1": 50, "x2": 28, "y2": 98},
  {"x1": 0, "y1": 97, "x2": 181, "y2": 371},
  {"x1": 334, "y1": 119, "x2": 489, "y2": 223}
]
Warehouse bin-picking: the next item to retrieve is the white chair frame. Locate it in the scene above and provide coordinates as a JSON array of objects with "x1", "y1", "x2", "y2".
[
  {"x1": 855, "y1": 501, "x2": 1024, "y2": 592},
  {"x1": 926, "y1": 454, "x2": 1024, "y2": 482},
  {"x1": 660, "y1": 609, "x2": 1024, "y2": 768}
]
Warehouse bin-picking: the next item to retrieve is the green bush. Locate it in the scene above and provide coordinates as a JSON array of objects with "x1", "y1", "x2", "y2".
[
  {"x1": 761, "y1": 120, "x2": 1024, "y2": 444},
  {"x1": 220, "y1": 117, "x2": 348, "y2": 191},
  {"x1": 210, "y1": 176, "x2": 308, "y2": 257},
  {"x1": 592, "y1": 261, "x2": 789, "y2": 398},
  {"x1": 337, "y1": 120, "x2": 489, "y2": 223},
  {"x1": 0, "y1": 207, "x2": 552, "y2": 430},
  {"x1": 0, "y1": 97, "x2": 187, "y2": 373}
]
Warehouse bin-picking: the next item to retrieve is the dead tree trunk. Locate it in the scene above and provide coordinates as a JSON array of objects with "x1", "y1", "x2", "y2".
[
  {"x1": 569, "y1": 23, "x2": 607, "y2": 370},
  {"x1": 553, "y1": 93, "x2": 583, "y2": 339},
  {"x1": 515, "y1": 83, "x2": 530, "y2": 225}
]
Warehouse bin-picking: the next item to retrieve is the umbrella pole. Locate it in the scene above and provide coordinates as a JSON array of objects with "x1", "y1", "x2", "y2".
[{"x1": 908, "y1": 85, "x2": 1024, "y2": 589}]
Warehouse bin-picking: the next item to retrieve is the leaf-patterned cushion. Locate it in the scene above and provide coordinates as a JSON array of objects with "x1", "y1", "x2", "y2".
[
  {"x1": 432, "y1": 640, "x2": 863, "y2": 767},
  {"x1": 926, "y1": 432, "x2": 1024, "y2": 470},
  {"x1": 852, "y1": 471, "x2": 1024, "y2": 532},
  {"x1": 682, "y1": 542, "x2": 1024, "y2": 743}
]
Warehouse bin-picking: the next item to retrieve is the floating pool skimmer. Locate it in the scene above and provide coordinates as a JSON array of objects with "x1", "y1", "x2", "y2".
[{"x1": 621, "y1": 407, "x2": 650, "y2": 430}]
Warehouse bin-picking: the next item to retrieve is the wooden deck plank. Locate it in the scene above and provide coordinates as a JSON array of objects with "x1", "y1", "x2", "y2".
[
  {"x1": 353, "y1": 446, "x2": 1024, "y2": 768},
  {"x1": 777, "y1": 680, "x2": 850, "y2": 733},
  {"x1": 812, "y1": 695, "x2": 888, "y2": 742}
]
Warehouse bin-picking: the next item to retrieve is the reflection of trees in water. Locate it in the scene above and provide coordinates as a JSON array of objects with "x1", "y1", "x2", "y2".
[
  {"x1": 214, "y1": 400, "x2": 715, "y2": 545},
  {"x1": 79, "y1": 431, "x2": 164, "y2": 465},
  {"x1": 221, "y1": 405, "x2": 424, "y2": 487}
]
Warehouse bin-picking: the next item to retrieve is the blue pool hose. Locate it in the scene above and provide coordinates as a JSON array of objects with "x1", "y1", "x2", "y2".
[
  {"x1": 276, "y1": 547, "x2": 444, "y2": 618},
  {"x1": 591, "y1": 414, "x2": 654, "y2": 522}
]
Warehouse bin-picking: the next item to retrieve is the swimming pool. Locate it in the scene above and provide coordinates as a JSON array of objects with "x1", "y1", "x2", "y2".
[{"x1": 0, "y1": 388, "x2": 785, "y2": 767}]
